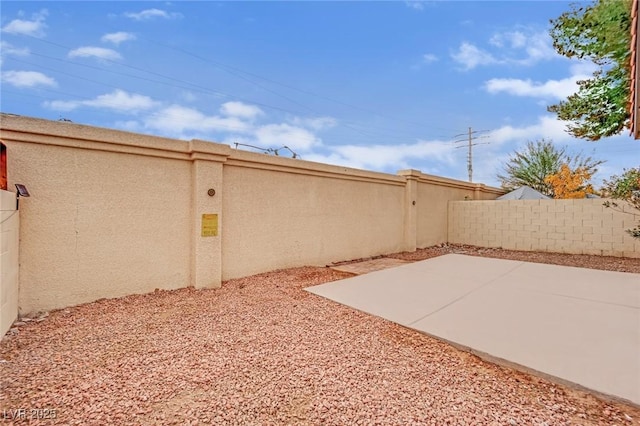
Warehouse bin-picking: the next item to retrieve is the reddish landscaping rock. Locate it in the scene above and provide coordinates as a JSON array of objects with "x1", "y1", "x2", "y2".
[{"x1": 1, "y1": 248, "x2": 639, "y2": 425}]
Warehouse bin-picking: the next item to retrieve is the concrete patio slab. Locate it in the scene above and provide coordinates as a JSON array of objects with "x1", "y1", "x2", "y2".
[
  {"x1": 306, "y1": 254, "x2": 640, "y2": 405},
  {"x1": 330, "y1": 258, "x2": 410, "y2": 275}
]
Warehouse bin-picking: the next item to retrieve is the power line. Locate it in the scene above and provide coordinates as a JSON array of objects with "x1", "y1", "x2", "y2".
[
  {"x1": 128, "y1": 30, "x2": 457, "y2": 132},
  {"x1": 6, "y1": 49, "x2": 447, "y2": 144},
  {"x1": 18, "y1": 46, "x2": 304, "y2": 115},
  {"x1": 452, "y1": 127, "x2": 491, "y2": 182},
  {"x1": 7, "y1": 52, "x2": 441, "y2": 140}
]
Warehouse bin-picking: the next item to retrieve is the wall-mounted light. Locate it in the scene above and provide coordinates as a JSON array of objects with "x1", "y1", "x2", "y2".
[{"x1": 15, "y1": 183, "x2": 29, "y2": 210}]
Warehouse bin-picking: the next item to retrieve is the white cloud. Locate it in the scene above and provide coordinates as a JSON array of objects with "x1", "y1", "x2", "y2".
[
  {"x1": 2, "y1": 70, "x2": 56, "y2": 88},
  {"x1": 515, "y1": 31, "x2": 557, "y2": 65},
  {"x1": 466, "y1": 113, "x2": 616, "y2": 186},
  {"x1": 454, "y1": 30, "x2": 557, "y2": 70},
  {"x1": 447, "y1": 117, "x2": 579, "y2": 185},
  {"x1": 1, "y1": 9, "x2": 48, "y2": 37},
  {"x1": 451, "y1": 42, "x2": 499, "y2": 70},
  {"x1": 143, "y1": 105, "x2": 251, "y2": 136},
  {"x1": 85, "y1": 90, "x2": 157, "y2": 111},
  {"x1": 124, "y1": 9, "x2": 182, "y2": 21},
  {"x1": 479, "y1": 116, "x2": 609, "y2": 186},
  {"x1": 490, "y1": 31, "x2": 527, "y2": 49},
  {"x1": 411, "y1": 53, "x2": 439, "y2": 70},
  {"x1": 181, "y1": 91, "x2": 197, "y2": 102},
  {"x1": 65, "y1": 99, "x2": 331, "y2": 149},
  {"x1": 0, "y1": 41, "x2": 30, "y2": 66},
  {"x1": 101, "y1": 32, "x2": 136, "y2": 45},
  {"x1": 484, "y1": 61, "x2": 594, "y2": 99},
  {"x1": 489, "y1": 115, "x2": 572, "y2": 145},
  {"x1": 45, "y1": 90, "x2": 158, "y2": 112},
  {"x1": 0, "y1": 41, "x2": 30, "y2": 57},
  {"x1": 295, "y1": 113, "x2": 621, "y2": 187},
  {"x1": 219, "y1": 101, "x2": 264, "y2": 119},
  {"x1": 485, "y1": 76, "x2": 578, "y2": 100},
  {"x1": 219, "y1": 116, "x2": 334, "y2": 154},
  {"x1": 44, "y1": 101, "x2": 78, "y2": 112},
  {"x1": 68, "y1": 46, "x2": 122, "y2": 61},
  {"x1": 405, "y1": 1, "x2": 424, "y2": 11},
  {"x1": 567, "y1": 61, "x2": 599, "y2": 76},
  {"x1": 302, "y1": 152, "x2": 365, "y2": 170},
  {"x1": 114, "y1": 120, "x2": 142, "y2": 132},
  {"x1": 306, "y1": 139, "x2": 456, "y2": 171},
  {"x1": 254, "y1": 124, "x2": 321, "y2": 151},
  {"x1": 422, "y1": 53, "x2": 438, "y2": 63},
  {"x1": 471, "y1": 151, "x2": 514, "y2": 186},
  {"x1": 290, "y1": 116, "x2": 337, "y2": 131}
]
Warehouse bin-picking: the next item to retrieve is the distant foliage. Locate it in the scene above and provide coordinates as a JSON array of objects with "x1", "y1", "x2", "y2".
[
  {"x1": 548, "y1": 0, "x2": 631, "y2": 140},
  {"x1": 602, "y1": 167, "x2": 640, "y2": 237},
  {"x1": 544, "y1": 164, "x2": 595, "y2": 199},
  {"x1": 497, "y1": 139, "x2": 604, "y2": 197}
]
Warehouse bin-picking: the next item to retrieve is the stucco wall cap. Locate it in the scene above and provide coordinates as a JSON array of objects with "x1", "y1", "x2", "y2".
[
  {"x1": 228, "y1": 148, "x2": 405, "y2": 184},
  {"x1": 189, "y1": 139, "x2": 232, "y2": 157},
  {"x1": 397, "y1": 169, "x2": 423, "y2": 178},
  {"x1": 0, "y1": 113, "x2": 191, "y2": 153}
]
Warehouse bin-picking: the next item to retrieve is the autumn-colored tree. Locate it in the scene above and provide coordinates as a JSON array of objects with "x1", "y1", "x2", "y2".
[
  {"x1": 544, "y1": 164, "x2": 595, "y2": 199},
  {"x1": 497, "y1": 139, "x2": 604, "y2": 196}
]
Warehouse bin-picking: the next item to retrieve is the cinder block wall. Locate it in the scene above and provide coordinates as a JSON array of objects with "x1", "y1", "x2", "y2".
[
  {"x1": 0, "y1": 114, "x2": 502, "y2": 314},
  {"x1": 448, "y1": 199, "x2": 640, "y2": 258}
]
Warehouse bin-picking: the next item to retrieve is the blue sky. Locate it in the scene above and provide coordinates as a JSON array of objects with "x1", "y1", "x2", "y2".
[{"x1": 1, "y1": 1, "x2": 638, "y2": 187}]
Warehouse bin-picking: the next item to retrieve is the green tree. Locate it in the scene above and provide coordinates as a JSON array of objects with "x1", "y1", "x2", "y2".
[
  {"x1": 497, "y1": 139, "x2": 604, "y2": 197},
  {"x1": 548, "y1": 0, "x2": 632, "y2": 140},
  {"x1": 602, "y1": 167, "x2": 640, "y2": 237}
]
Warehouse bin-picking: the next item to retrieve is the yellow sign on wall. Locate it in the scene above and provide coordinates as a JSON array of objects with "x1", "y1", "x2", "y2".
[{"x1": 201, "y1": 214, "x2": 218, "y2": 237}]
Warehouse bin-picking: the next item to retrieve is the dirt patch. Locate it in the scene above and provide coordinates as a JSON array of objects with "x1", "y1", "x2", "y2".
[
  {"x1": 389, "y1": 243, "x2": 640, "y2": 274},
  {"x1": 330, "y1": 258, "x2": 410, "y2": 274}
]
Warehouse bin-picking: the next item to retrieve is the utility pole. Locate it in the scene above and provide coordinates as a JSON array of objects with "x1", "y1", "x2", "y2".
[{"x1": 453, "y1": 127, "x2": 490, "y2": 182}]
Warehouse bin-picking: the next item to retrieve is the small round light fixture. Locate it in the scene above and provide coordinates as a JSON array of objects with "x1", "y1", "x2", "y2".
[{"x1": 207, "y1": 188, "x2": 216, "y2": 197}]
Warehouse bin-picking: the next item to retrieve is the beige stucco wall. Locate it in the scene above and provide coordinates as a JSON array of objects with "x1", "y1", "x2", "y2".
[
  {"x1": 7, "y1": 141, "x2": 193, "y2": 314},
  {"x1": 222, "y1": 152, "x2": 407, "y2": 279},
  {"x1": 0, "y1": 190, "x2": 19, "y2": 338},
  {"x1": 400, "y1": 170, "x2": 503, "y2": 250},
  {"x1": 413, "y1": 174, "x2": 501, "y2": 248},
  {"x1": 417, "y1": 182, "x2": 472, "y2": 247},
  {"x1": 1, "y1": 114, "x2": 230, "y2": 314},
  {"x1": 0, "y1": 114, "x2": 504, "y2": 314},
  {"x1": 448, "y1": 199, "x2": 640, "y2": 258}
]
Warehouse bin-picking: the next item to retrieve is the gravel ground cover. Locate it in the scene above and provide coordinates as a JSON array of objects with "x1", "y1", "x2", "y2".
[{"x1": 1, "y1": 246, "x2": 639, "y2": 425}]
